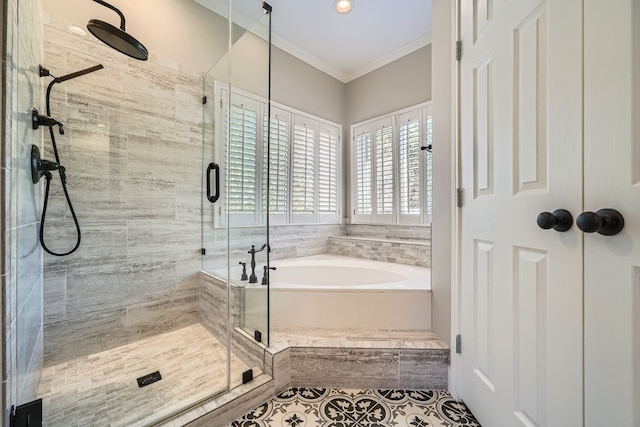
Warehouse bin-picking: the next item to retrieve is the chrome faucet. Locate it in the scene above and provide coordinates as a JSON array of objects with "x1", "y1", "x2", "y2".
[{"x1": 248, "y1": 244, "x2": 269, "y2": 283}]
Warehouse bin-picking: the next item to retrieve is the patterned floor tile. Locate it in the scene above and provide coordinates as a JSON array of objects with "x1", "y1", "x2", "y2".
[{"x1": 227, "y1": 388, "x2": 481, "y2": 427}]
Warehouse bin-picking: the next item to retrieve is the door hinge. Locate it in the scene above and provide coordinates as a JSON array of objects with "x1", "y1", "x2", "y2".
[
  {"x1": 456, "y1": 188, "x2": 463, "y2": 208},
  {"x1": 456, "y1": 334, "x2": 462, "y2": 354},
  {"x1": 202, "y1": 96, "x2": 208, "y2": 105},
  {"x1": 456, "y1": 40, "x2": 462, "y2": 61},
  {"x1": 10, "y1": 399, "x2": 42, "y2": 427}
]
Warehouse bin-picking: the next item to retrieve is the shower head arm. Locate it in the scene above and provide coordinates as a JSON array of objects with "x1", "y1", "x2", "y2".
[{"x1": 92, "y1": 0, "x2": 126, "y2": 30}]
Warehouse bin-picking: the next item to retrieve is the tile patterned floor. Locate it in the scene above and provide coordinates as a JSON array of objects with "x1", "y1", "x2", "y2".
[
  {"x1": 227, "y1": 388, "x2": 481, "y2": 427},
  {"x1": 37, "y1": 324, "x2": 257, "y2": 427}
]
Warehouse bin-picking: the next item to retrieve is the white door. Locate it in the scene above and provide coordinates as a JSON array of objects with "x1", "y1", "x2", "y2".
[
  {"x1": 583, "y1": 1, "x2": 639, "y2": 425},
  {"x1": 459, "y1": 0, "x2": 584, "y2": 426}
]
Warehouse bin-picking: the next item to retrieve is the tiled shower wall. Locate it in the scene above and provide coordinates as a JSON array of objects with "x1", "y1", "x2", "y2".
[
  {"x1": 3, "y1": 0, "x2": 45, "y2": 418},
  {"x1": 40, "y1": 14, "x2": 205, "y2": 366}
]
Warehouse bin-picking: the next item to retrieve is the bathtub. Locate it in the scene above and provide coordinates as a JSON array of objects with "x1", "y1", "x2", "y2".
[{"x1": 260, "y1": 254, "x2": 432, "y2": 330}]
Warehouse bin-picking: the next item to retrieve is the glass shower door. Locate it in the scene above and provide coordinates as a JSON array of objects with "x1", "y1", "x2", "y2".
[{"x1": 202, "y1": 0, "x2": 271, "y2": 390}]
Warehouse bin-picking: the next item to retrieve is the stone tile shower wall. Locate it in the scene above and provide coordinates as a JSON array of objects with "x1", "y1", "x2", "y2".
[
  {"x1": 40, "y1": 14, "x2": 205, "y2": 366},
  {"x1": 3, "y1": 0, "x2": 45, "y2": 417}
]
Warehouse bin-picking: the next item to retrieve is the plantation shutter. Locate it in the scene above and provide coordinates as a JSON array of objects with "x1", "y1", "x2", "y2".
[
  {"x1": 291, "y1": 114, "x2": 316, "y2": 223},
  {"x1": 398, "y1": 109, "x2": 423, "y2": 224},
  {"x1": 425, "y1": 105, "x2": 433, "y2": 222},
  {"x1": 263, "y1": 106, "x2": 290, "y2": 224},
  {"x1": 227, "y1": 93, "x2": 259, "y2": 225},
  {"x1": 374, "y1": 117, "x2": 395, "y2": 223},
  {"x1": 352, "y1": 124, "x2": 373, "y2": 223},
  {"x1": 318, "y1": 123, "x2": 340, "y2": 222}
]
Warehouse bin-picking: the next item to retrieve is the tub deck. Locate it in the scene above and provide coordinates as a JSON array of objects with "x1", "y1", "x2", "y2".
[{"x1": 271, "y1": 327, "x2": 447, "y2": 350}]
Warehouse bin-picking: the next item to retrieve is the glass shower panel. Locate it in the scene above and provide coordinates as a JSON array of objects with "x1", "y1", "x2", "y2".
[
  {"x1": 202, "y1": 0, "x2": 271, "y2": 390},
  {"x1": 229, "y1": 0, "x2": 271, "y2": 350}
]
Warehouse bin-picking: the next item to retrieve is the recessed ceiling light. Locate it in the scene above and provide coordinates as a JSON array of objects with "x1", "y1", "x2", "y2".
[
  {"x1": 335, "y1": 0, "x2": 352, "y2": 14},
  {"x1": 69, "y1": 25, "x2": 87, "y2": 36}
]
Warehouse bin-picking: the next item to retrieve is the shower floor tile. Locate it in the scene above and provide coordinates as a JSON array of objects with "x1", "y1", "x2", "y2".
[
  {"x1": 37, "y1": 324, "x2": 257, "y2": 427},
  {"x1": 226, "y1": 388, "x2": 481, "y2": 427}
]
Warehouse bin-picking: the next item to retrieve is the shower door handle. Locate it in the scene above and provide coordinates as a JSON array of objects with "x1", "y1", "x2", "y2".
[{"x1": 206, "y1": 162, "x2": 220, "y2": 203}]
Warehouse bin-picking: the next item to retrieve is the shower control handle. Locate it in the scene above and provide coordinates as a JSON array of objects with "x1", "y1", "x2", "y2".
[{"x1": 206, "y1": 162, "x2": 220, "y2": 203}]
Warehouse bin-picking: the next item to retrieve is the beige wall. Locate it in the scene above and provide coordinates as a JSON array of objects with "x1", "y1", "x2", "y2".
[
  {"x1": 431, "y1": 0, "x2": 455, "y2": 346},
  {"x1": 346, "y1": 45, "x2": 431, "y2": 125},
  {"x1": 271, "y1": 47, "x2": 346, "y2": 125}
]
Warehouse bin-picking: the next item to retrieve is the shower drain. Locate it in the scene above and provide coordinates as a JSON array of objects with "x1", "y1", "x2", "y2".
[{"x1": 137, "y1": 371, "x2": 162, "y2": 388}]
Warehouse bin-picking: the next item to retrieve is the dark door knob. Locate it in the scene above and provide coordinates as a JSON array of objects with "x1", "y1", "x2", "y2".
[
  {"x1": 536, "y1": 209, "x2": 573, "y2": 232},
  {"x1": 576, "y1": 208, "x2": 624, "y2": 235}
]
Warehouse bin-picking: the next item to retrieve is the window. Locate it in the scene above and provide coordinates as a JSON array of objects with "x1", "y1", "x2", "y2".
[
  {"x1": 216, "y1": 83, "x2": 341, "y2": 227},
  {"x1": 351, "y1": 102, "x2": 432, "y2": 225}
]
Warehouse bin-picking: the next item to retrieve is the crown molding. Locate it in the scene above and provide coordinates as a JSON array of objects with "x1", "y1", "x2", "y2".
[
  {"x1": 271, "y1": 33, "x2": 349, "y2": 83},
  {"x1": 345, "y1": 32, "x2": 432, "y2": 82}
]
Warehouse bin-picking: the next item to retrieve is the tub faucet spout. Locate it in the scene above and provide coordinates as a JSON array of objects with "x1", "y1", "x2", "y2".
[{"x1": 248, "y1": 243, "x2": 270, "y2": 283}]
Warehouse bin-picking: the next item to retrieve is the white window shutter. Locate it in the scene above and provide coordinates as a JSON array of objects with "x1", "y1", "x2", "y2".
[
  {"x1": 227, "y1": 93, "x2": 260, "y2": 226},
  {"x1": 318, "y1": 123, "x2": 340, "y2": 223},
  {"x1": 374, "y1": 117, "x2": 395, "y2": 223},
  {"x1": 352, "y1": 124, "x2": 373, "y2": 223},
  {"x1": 263, "y1": 106, "x2": 290, "y2": 225},
  {"x1": 425, "y1": 105, "x2": 433, "y2": 223},
  {"x1": 291, "y1": 114, "x2": 316, "y2": 223},
  {"x1": 398, "y1": 109, "x2": 423, "y2": 224}
]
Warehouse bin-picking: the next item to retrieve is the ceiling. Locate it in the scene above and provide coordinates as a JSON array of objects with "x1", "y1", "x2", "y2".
[{"x1": 200, "y1": 0, "x2": 433, "y2": 83}]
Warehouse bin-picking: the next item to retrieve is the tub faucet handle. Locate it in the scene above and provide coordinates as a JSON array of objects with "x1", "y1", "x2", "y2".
[
  {"x1": 239, "y1": 262, "x2": 248, "y2": 281},
  {"x1": 261, "y1": 266, "x2": 276, "y2": 286}
]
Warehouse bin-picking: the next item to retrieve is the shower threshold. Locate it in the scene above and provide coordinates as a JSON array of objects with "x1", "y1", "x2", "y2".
[{"x1": 37, "y1": 324, "x2": 260, "y2": 427}]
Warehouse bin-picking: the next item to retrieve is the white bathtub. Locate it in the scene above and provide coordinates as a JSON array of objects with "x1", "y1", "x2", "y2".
[{"x1": 265, "y1": 255, "x2": 432, "y2": 330}]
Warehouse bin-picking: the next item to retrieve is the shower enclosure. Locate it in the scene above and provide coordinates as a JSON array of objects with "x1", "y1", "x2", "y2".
[{"x1": 4, "y1": 0, "x2": 271, "y2": 425}]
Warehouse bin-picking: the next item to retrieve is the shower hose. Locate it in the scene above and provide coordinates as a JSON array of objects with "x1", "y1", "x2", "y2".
[{"x1": 39, "y1": 81, "x2": 81, "y2": 256}]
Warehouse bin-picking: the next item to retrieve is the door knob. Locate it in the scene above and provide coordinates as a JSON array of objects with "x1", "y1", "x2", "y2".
[
  {"x1": 576, "y1": 209, "x2": 624, "y2": 235},
  {"x1": 536, "y1": 209, "x2": 573, "y2": 232}
]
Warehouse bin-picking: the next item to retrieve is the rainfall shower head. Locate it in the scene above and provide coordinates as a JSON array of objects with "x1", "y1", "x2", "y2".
[{"x1": 87, "y1": 0, "x2": 148, "y2": 61}]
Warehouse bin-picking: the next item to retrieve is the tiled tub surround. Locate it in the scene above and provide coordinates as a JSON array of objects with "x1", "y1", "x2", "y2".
[
  {"x1": 328, "y1": 224, "x2": 431, "y2": 267},
  {"x1": 272, "y1": 328, "x2": 449, "y2": 391},
  {"x1": 40, "y1": 14, "x2": 205, "y2": 364},
  {"x1": 200, "y1": 272, "x2": 268, "y2": 373},
  {"x1": 203, "y1": 224, "x2": 346, "y2": 272},
  {"x1": 3, "y1": 0, "x2": 46, "y2": 417}
]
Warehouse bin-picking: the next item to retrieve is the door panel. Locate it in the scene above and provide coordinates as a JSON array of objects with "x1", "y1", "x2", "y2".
[
  {"x1": 583, "y1": 1, "x2": 639, "y2": 425},
  {"x1": 460, "y1": 0, "x2": 583, "y2": 425}
]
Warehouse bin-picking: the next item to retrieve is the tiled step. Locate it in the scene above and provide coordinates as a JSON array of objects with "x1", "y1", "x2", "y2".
[
  {"x1": 327, "y1": 235, "x2": 431, "y2": 267},
  {"x1": 271, "y1": 328, "x2": 449, "y2": 390}
]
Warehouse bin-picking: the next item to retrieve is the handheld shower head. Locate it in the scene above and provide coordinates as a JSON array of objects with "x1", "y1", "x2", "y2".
[{"x1": 87, "y1": 0, "x2": 148, "y2": 61}]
